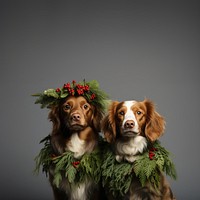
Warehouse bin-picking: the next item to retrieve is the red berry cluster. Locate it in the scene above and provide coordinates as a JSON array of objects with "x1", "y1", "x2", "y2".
[
  {"x1": 148, "y1": 147, "x2": 157, "y2": 160},
  {"x1": 55, "y1": 80, "x2": 96, "y2": 100},
  {"x1": 72, "y1": 161, "x2": 80, "y2": 168},
  {"x1": 90, "y1": 93, "x2": 96, "y2": 100}
]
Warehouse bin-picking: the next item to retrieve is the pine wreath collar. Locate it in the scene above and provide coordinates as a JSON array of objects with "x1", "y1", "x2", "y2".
[
  {"x1": 34, "y1": 136, "x2": 177, "y2": 196},
  {"x1": 101, "y1": 140, "x2": 177, "y2": 197},
  {"x1": 34, "y1": 135, "x2": 102, "y2": 188}
]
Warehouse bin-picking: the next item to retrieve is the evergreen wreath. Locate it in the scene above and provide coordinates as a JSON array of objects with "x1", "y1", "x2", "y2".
[
  {"x1": 32, "y1": 79, "x2": 109, "y2": 112},
  {"x1": 101, "y1": 140, "x2": 177, "y2": 198},
  {"x1": 34, "y1": 135, "x2": 102, "y2": 188},
  {"x1": 34, "y1": 137, "x2": 177, "y2": 194}
]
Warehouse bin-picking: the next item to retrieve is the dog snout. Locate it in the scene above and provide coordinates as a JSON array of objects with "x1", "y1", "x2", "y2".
[
  {"x1": 124, "y1": 120, "x2": 135, "y2": 129},
  {"x1": 71, "y1": 113, "x2": 81, "y2": 122}
]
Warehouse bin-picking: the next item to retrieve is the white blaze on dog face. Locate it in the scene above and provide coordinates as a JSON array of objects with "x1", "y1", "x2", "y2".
[
  {"x1": 116, "y1": 100, "x2": 147, "y2": 135},
  {"x1": 122, "y1": 101, "x2": 139, "y2": 133}
]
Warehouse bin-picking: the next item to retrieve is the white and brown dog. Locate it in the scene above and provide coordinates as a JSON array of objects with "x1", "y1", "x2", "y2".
[{"x1": 102, "y1": 99, "x2": 176, "y2": 200}]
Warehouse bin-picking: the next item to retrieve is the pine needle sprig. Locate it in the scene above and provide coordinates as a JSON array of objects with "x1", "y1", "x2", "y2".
[
  {"x1": 134, "y1": 153, "x2": 158, "y2": 187},
  {"x1": 79, "y1": 148, "x2": 102, "y2": 183},
  {"x1": 32, "y1": 80, "x2": 109, "y2": 112},
  {"x1": 34, "y1": 136, "x2": 177, "y2": 196},
  {"x1": 153, "y1": 141, "x2": 177, "y2": 180},
  {"x1": 101, "y1": 140, "x2": 177, "y2": 197},
  {"x1": 101, "y1": 144, "x2": 133, "y2": 197},
  {"x1": 34, "y1": 135, "x2": 52, "y2": 175},
  {"x1": 34, "y1": 135, "x2": 103, "y2": 188},
  {"x1": 52, "y1": 151, "x2": 75, "y2": 187}
]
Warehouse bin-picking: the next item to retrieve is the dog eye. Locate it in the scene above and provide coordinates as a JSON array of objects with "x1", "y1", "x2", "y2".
[
  {"x1": 83, "y1": 104, "x2": 88, "y2": 109},
  {"x1": 64, "y1": 104, "x2": 71, "y2": 110},
  {"x1": 119, "y1": 111, "x2": 125, "y2": 115},
  {"x1": 137, "y1": 111, "x2": 142, "y2": 115}
]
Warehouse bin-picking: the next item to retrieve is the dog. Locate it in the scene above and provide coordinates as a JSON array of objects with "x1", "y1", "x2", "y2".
[
  {"x1": 48, "y1": 95, "x2": 105, "y2": 200},
  {"x1": 102, "y1": 99, "x2": 176, "y2": 200}
]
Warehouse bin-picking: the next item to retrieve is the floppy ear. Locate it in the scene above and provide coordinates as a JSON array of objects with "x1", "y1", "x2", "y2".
[
  {"x1": 144, "y1": 99, "x2": 165, "y2": 142},
  {"x1": 101, "y1": 101, "x2": 119, "y2": 143},
  {"x1": 91, "y1": 106, "x2": 104, "y2": 132},
  {"x1": 48, "y1": 105, "x2": 61, "y2": 135}
]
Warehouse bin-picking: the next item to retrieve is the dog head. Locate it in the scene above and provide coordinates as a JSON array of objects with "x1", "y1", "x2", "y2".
[
  {"x1": 102, "y1": 99, "x2": 165, "y2": 143},
  {"x1": 49, "y1": 96, "x2": 104, "y2": 136}
]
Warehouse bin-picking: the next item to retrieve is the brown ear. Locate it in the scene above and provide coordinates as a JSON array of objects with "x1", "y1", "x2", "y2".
[
  {"x1": 101, "y1": 101, "x2": 119, "y2": 143},
  {"x1": 144, "y1": 99, "x2": 165, "y2": 142},
  {"x1": 48, "y1": 106, "x2": 61, "y2": 135},
  {"x1": 91, "y1": 106, "x2": 104, "y2": 132}
]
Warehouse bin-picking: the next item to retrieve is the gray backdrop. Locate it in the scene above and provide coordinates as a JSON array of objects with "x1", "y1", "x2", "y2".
[{"x1": 1, "y1": 0, "x2": 200, "y2": 199}]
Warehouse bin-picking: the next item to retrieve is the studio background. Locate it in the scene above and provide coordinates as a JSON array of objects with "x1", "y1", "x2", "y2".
[{"x1": 1, "y1": 0, "x2": 199, "y2": 199}]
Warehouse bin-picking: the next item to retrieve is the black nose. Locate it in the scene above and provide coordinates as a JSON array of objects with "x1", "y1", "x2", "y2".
[
  {"x1": 124, "y1": 120, "x2": 135, "y2": 129},
  {"x1": 71, "y1": 113, "x2": 81, "y2": 121}
]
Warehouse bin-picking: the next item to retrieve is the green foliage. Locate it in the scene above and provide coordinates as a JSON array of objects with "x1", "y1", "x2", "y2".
[
  {"x1": 154, "y1": 142, "x2": 177, "y2": 180},
  {"x1": 86, "y1": 80, "x2": 109, "y2": 111},
  {"x1": 101, "y1": 140, "x2": 177, "y2": 198},
  {"x1": 53, "y1": 173, "x2": 62, "y2": 188},
  {"x1": 101, "y1": 145, "x2": 133, "y2": 197},
  {"x1": 32, "y1": 80, "x2": 109, "y2": 112},
  {"x1": 34, "y1": 135, "x2": 102, "y2": 188},
  {"x1": 34, "y1": 136, "x2": 177, "y2": 196},
  {"x1": 134, "y1": 154, "x2": 156, "y2": 185},
  {"x1": 79, "y1": 148, "x2": 102, "y2": 183},
  {"x1": 52, "y1": 151, "x2": 75, "y2": 187},
  {"x1": 34, "y1": 135, "x2": 52, "y2": 175},
  {"x1": 32, "y1": 93, "x2": 58, "y2": 108}
]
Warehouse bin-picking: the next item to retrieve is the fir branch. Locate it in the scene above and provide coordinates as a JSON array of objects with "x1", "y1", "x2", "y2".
[
  {"x1": 65, "y1": 164, "x2": 77, "y2": 184},
  {"x1": 34, "y1": 135, "x2": 103, "y2": 188},
  {"x1": 34, "y1": 135, "x2": 52, "y2": 175},
  {"x1": 101, "y1": 144, "x2": 133, "y2": 197},
  {"x1": 34, "y1": 136, "x2": 177, "y2": 196},
  {"x1": 32, "y1": 80, "x2": 109, "y2": 111},
  {"x1": 53, "y1": 173, "x2": 62, "y2": 188},
  {"x1": 101, "y1": 140, "x2": 177, "y2": 197}
]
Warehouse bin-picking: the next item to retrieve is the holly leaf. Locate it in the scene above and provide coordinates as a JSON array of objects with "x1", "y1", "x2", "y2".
[
  {"x1": 44, "y1": 89, "x2": 59, "y2": 98},
  {"x1": 60, "y1": 92, "x2": 68, "y2": 98}
]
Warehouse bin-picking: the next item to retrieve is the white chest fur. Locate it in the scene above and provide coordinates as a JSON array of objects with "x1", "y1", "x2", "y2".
[
  {"x1": 66, "y1": 133, "x2": 87, "y2": 158},
  {"x1": 115, "y1": 136, "x2": 147, "y2": 163},
  {"x1": 61, "y1": 133, "x2": 95, "y2": 199}
]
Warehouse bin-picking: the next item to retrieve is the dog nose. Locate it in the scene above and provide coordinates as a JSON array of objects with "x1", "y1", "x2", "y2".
[
  {"x1": 71, "y1": 113, "x2": 81, "y2": 121},
  {"x1": 124, "y1": 120, "x2": 135, "y2": 129}
]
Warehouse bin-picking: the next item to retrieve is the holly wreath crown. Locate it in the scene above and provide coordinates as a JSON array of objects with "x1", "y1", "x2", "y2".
[{"x1": 32, "y1": 79, "x2": 109, "y2": 113}]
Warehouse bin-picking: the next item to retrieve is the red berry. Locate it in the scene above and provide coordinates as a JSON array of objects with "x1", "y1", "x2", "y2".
[{"x1": 56, "y1": 88, "x2": 61, "y2": 93}]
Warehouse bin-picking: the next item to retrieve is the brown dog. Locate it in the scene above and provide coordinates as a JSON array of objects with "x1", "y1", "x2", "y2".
[
  {"x1": 48, "y1": 96, "x2": 105, "y2": 200},
  {"x1": 34, "y1": 80, "x2": 109, "y2": 200}
]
